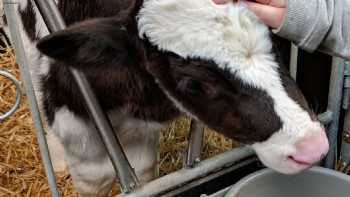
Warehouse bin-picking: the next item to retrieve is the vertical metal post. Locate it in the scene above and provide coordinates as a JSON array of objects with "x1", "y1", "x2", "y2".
[
  {"x1": 325, "y1": 57, "x2": 345, "y2": 169},
  {"x1": 3, "y1": 1, "x2": 60, "y2": 196},
  {"x1": 289, "y1": 43, "x2": 299, "y2": 80},
  {"x1": 318, "y1": 111, "x2": 334, "y2": 125},
  {"x1": 186, "y1": 120, "x2": 204, "y2": 167},
  {"x1": 338, "y1": 110, "x2": 350, "y2": 172},
  {"x1": 338, "y1": 61, "x2": 350, "y2": 173},
  {"x1": 32, "y1": 0, "x2": 139, "y2": 192}
]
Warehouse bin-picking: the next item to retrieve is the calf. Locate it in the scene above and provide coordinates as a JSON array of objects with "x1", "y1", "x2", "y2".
[{"x1": 2, "y1": 0, "x2": 329, "y2": 196}]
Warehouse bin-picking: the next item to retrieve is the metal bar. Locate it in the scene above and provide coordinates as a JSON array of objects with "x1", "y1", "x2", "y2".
[
  {"x1": 117, "y1": 147, "x2": 255, "y2": 197},
  {"x1": 325, "y1": 57, "x2": 345, "y2": 169},
  {"x1": 32, "y1": 0, "x2": 139, "y2": 192},
  {"x1": 317, "y1": 110, "x2": 334, "y2": 125},
  {"x1": 169, "y1": 158, "x2": 259, "y2": 196},
  {"x1": 32, "y1": 0, "x2": 65, "y2": 32},
  {"x1": 338, "y1": 109, "x2": 350, "y2": 172},
  {"x1": 338, "y1": 61, "x2": 350, "y2": 172},
  {"x1": 0, "y1": 70, "x2": 22, "y2": 121},
  {"x1": 289, "y1": 43, "x2": 299, "y2": 80},
  {"x1": 3, "y1": 1, "x2": 59, "y2": 196},
  {"x1": 342, "y1": 62, "x2": 350, "y2": 109},
  {"x1": 186, "y1": 120, "x2": 204, "y2": 167}
]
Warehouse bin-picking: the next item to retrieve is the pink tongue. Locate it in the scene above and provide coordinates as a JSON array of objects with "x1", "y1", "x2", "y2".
[{"x1": 288, "y1": 156, "x2": 312, "y2": 166}]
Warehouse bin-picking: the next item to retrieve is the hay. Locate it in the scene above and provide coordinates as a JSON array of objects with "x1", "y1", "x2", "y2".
[{"x1": 0, "y1": 35, "x2": 234, "y2": 196}]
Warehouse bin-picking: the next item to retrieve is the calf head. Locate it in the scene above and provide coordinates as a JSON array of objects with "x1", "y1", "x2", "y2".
[
  {"x1": 37, "y1": 0, "x2": 328, "y2": 174},
  {"x1": 138, "y1": 0, "x2": 329, "y2": 174}
]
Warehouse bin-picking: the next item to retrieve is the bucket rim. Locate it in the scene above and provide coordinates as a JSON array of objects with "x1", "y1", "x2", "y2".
[{"x1": 225, "y1": 166, "x2": 350, "y2": 197}]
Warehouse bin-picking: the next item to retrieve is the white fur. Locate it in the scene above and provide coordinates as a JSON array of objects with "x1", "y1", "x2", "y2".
[
  {"x1": 52, "y1": 107, "x2": 161, "y2": 196},
  {"x1": 138, "y1": 0, "x2": 271, "y2": 71},
  {"x1": 51, "y1": 107, "x2": 115, "y2": 196},
  {"x1": 47, "y1": 132, "x2": 67, "y2": 172},
  {"x1": 138, "y1": 0, "x2": 324, "y2": 173}
]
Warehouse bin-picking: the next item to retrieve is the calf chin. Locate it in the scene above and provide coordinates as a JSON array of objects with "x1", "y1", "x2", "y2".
[{"x1": 253, "y1": 123, "x2": 329, "y2": 174}]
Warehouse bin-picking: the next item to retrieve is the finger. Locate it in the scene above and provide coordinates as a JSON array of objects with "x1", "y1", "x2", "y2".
[
  {"x1": 253, "y1": 0, "x2": 285, "y2": 7},
  {"x1": 245, "y1": 1, "x2": 285, "y2": 29},
  {"x1": 254, "y1": 0, "x2": 272, "y2": 4}
]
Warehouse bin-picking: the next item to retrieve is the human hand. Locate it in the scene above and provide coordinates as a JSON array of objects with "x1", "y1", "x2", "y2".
[{"x1": 213, "y1": 0, "x2": 286, "y2": 29}]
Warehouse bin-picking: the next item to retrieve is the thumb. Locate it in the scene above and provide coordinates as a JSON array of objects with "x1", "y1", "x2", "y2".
[{"x1": 244, "y1": 1, "x2": 285, "y2": 29}]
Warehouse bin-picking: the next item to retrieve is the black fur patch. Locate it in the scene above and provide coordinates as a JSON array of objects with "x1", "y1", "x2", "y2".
[
  {"x1": 38, "y1": 18, "x2": 179, "y2": 125},
  {"x1": 146, "y1": 53, "x2": 282, "y2": 143}
]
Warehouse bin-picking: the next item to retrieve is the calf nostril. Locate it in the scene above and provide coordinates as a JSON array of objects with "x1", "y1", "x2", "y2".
[
  {"x1": 296, "y1": 131, "x2": 329, "y2": 154},
  {"x1": 291, "y1": 131, "x2": 329, "y2": 165}
]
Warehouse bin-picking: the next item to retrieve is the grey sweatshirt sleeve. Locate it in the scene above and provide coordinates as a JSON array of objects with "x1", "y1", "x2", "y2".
[{"x1": 273, "y1": 0, "x2": 350, "y2": 60}]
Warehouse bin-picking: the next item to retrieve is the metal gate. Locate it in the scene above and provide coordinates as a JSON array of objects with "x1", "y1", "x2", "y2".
[{"x1": 1, "y1": 0, "x2": 350, "y2": 196}]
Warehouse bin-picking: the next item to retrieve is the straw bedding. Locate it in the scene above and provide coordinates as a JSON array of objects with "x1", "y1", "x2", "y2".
[{"x1": 0, "y1": 34, "x2": 235, "y2": 196}]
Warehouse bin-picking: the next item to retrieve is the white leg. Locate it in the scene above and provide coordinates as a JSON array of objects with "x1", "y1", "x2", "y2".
[
  {"x1": 47, "y1": 132, "x2": 67, "y2": 172},
  {"x1": 117, "y1": 118, "x2": 161, "y2": 183},
  {"x1": 52, "y1": 108, "x2": 162, "y2": 196},
  {"x1": 52, "y1": 107, "x2": 115, "y2": 197}
]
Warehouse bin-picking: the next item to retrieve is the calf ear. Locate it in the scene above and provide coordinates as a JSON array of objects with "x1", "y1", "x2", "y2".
[
  {"x1": 37, "y1": 18, "x2": 137, "y2": 67},
  {"x1": 37, "y1": 31, "x2": 85, "y2": 60}
]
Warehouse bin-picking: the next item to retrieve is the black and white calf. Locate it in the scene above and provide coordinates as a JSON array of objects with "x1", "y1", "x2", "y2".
[{"x1": 2, "y1": 0, "x2": 329, "y2": 196}]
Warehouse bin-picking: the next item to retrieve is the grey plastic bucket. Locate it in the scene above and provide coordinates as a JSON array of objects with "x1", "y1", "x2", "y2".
[{"x1": 214, "y1": 167, "x2": 350, "y2": 197}]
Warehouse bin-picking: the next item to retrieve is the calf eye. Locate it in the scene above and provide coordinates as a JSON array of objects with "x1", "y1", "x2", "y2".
[{"x1": 176, "y1": 78, "x2": 205, "y2": 95}]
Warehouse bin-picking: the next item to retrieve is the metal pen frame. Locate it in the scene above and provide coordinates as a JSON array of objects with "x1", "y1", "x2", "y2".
[
  {"x1": 2, "y1": 0, "x2": 349, "y2": 196},
  {"x1": 0, "y1": 70, "x2": 22, "y2": 121},
  {"x1": 339, "y1": 61, "x2": 350, "y2": 173},
  {"x1": 185, "y1": 120, "x2": 205, "y2": 168}
]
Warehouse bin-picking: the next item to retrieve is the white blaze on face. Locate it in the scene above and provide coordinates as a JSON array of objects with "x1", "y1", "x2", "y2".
[{"x1": 138, "y1": 0, "x2": 329, "y2": 174}]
